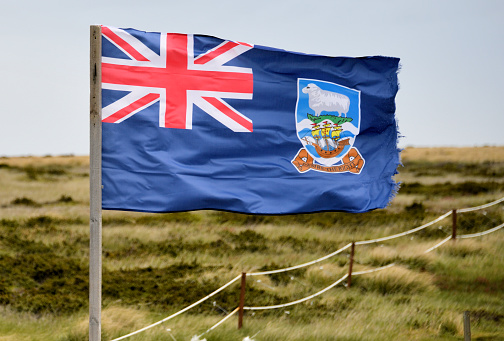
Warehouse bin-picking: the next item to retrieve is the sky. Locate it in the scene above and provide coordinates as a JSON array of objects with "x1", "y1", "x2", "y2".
[{"x1": 1, "y1": 0, "x2": 503, "y2": 157}]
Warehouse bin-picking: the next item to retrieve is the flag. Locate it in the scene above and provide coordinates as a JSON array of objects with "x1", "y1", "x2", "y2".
[{"x1": 100, "y1": 25, "x2": 401, "y2": 215}]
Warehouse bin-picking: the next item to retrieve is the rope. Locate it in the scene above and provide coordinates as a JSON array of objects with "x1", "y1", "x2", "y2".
[
  {"x1": 457, "y1": 196, "x2": 504, "y2": 213},
  {"x1": 350, "y1": 235, "x2": 456, "y2": 276},
  {"x1": 355, "y1": 211, "x2": 453, "y2": 245},
  {"x1": 243, "y1": 274, "x2": 348, "y2": 310},
  {"x1": 458, "y1": 222, "x2": 504, "y2": 239},
  {"x1": 351, "y1": 263, "x2": 396, "y2": 275},
  {"x1": 247, "y1": 243, "x2": 352, "y2": 276},
  {"x1": 424, "y1": 236, "x2": 452, "y2": 254},
  {"x1": 197, "y1": 307, "x2": 239, "y2": 338},
  {"x1": 109, "y1": 275, "x2": 241, "y2": 341}
]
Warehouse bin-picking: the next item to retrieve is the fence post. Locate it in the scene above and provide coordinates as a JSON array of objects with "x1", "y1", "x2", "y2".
[
  {"x1": 464, "y1": 311, "x2": 471, "y2": 341},
  {"x1": 452, "y1": 209, "x2": 457, "y2": 240},
  {"x1": 89, "y1": 25, "x2": 102, "y2": 341},
  {"x1": 347, "y1": 242, "x2": 355, "y2": 288},
  {"x1": 238, "y1": 272, "x2": 247, "y2": 329}
]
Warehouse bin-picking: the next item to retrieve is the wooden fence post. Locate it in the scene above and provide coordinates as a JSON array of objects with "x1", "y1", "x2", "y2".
[
  {"x1": 347, "y1": 242, "x2": 355, "y2": 288},
  {"x1": 452, "y1": 209, "x2": 457, "y2": 240},
  {"x1": 89, "y1": 25, "x2": 102, "y2": 341},
  {"x1": 464, "y1": 311, "x2": 471, "y2": 341},
  {"x1": 238, "y1": 272, "x2": 247, "y2": 329}
]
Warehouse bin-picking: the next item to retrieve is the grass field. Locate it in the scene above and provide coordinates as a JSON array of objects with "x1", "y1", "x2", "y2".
[{"x1": 0, "y1": 146, "x2": 503, "y2": 341}]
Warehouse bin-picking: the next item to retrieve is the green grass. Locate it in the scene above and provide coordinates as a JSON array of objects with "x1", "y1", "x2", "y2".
[{"x1": 0, "y1": 150, "x2": 503, "y2": 340}]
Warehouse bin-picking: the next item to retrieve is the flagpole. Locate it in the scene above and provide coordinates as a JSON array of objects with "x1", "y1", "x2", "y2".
[{"x1": 90, "y1": 25, "x2": 103, "y2": 341}]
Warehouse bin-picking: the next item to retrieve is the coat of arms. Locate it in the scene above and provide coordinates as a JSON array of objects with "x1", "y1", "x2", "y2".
[{"x1": 292, "y1": 78, "x2": 365, "y2": 174}]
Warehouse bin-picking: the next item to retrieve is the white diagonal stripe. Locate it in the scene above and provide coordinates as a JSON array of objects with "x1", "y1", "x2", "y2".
[
  {"x1": 190, "y1": 93, "x2": 252, "y2": 132},
  {"x1": 102, "y1": 26, "x2": 165, "y2": 67},
  {"x1": 188, "y1": 35, "x2": 252, "y2": 74},
  {"x1": 102, "y1": 86, "x2": 162, "y2": 123}
]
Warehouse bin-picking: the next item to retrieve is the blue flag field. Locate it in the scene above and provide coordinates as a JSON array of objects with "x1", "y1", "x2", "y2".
[{"x1": 100, "y1": 26, "x2": 400, "y2": 214}]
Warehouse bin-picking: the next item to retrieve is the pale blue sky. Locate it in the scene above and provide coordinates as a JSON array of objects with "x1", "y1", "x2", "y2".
[{"x1": 1, "y1": 0, "x2": 503, "y2": 156}]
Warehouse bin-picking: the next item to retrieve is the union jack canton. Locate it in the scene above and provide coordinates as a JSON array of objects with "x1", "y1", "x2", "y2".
[{"x1": 101, "y1": 26, "x2": 254, "y2": 132}]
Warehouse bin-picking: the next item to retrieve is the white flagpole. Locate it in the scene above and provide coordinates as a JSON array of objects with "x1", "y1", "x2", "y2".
[{"x1": 89, "y1": 25, "x2": 102, "y2": 341}]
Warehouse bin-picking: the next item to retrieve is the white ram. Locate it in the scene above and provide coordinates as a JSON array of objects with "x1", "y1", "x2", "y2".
[{"x1": 302, "y1": 83, "x2": 350, "y2": 117}]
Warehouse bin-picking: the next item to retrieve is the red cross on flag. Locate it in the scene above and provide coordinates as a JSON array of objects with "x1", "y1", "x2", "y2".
[{"x1": 101, "y1": 26, "x2": 254, "y2": 132}]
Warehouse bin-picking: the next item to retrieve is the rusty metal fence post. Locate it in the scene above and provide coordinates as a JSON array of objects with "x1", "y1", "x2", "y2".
[
  {"x1": 238, "y1": 272, "x2": 247, "y2": 329},
  {"x1": 452, "y1": 209, "x2": 457, "y2": 240}
]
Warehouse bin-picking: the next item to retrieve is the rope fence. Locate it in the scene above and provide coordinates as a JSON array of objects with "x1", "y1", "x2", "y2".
[
  {"x1": 247, "y1": 243, "x2": 352, "y2": 276},
  {"x1": 243, "y1": 275, "x2": 349, "y2": 311},
  {"x1": 457, "y1": 196, "x2": 504, "y2": 213},
  {"x1": 351, "y1": 263, "x2": 397, "y2": 276},
  {"x1": 423, "y1": 236, "x2": 452, "y2": 254},
  {"x1": 110, "y1": 275, "x2": 241, "y2": 341},
  {"x1": 354, "y1": 210, "x2": 453, "y2": 245},
  {"x1": 109, "y1": 196, "x2": 504, "y2": 341},
  {"x1": 195, "y1": 307, "x2": 239, "y2": 340},
  {"x1": 458, "y1": 222, "x2": 504, "y2": 239}
]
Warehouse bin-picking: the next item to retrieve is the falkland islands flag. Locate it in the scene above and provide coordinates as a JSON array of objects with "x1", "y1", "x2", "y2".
[{"x1": 100, "y1": 25, "x2": 400, "y2": 214}]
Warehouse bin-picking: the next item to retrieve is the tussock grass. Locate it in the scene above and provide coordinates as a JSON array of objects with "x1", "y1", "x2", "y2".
[
  {"x1": 352, "y1": 265, "x2": 435, "y2": 295},
  {"x1": 0, "y1": 170, "x2": 89, "y2": 208},
  {"x1": 437, "y1": 239, "x2": 484, "y2": 258},
  {"x1": 1, "y1": 149, "x2": 504, "y2": 340},
  {"x1": 363, "y1": 245, "x2": 400, "y2": 266},
  {"x1": 72, "y1": 306, "x2": 152, "y2": 339}
]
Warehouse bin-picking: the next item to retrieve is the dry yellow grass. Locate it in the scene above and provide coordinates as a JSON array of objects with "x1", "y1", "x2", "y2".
[
  {"x1": 0, "y1": 155, "x2": 88, "y2": 167},
  {"x1": 362, "y1": 264, "x2": 435, "y2": 291},
  {"x1": 3, "y1": 145, "x2": 502, "y2": 168},
  {"x1": 74, "y1": 306, "x2": 151, "y2": 337},
  {"x1": 401, "y1": 146, "x2": 504, "y2": 162}
]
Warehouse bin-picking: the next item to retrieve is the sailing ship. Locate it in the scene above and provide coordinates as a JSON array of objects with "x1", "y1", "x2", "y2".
[{"x1": 303, "y1": 121, "x2": 350, "y2": 158}]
